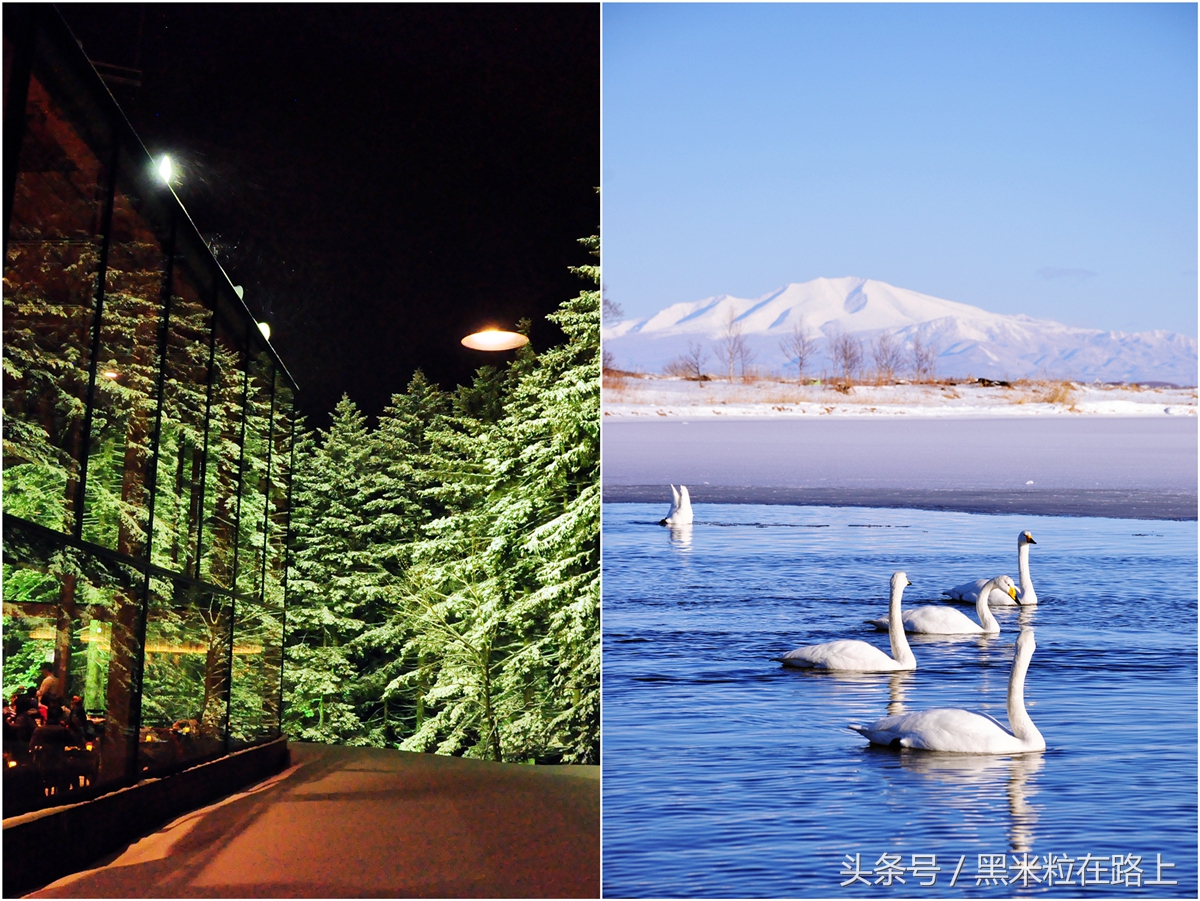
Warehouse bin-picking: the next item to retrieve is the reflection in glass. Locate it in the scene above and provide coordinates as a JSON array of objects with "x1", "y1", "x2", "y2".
[
  {"x1": 2, "y1": 72, "x2": 110, "y2": 535},
  {"x1": 3, "y1": 9, "x2": 292, "y2": 818},
  {"x1": 80, "y1": 168, "x2": 168, "y2": 558},
  {"x1": 149, "y1": 268, "x2": 213, "y2": 577},
  {"x1": 2, "y1": 551, "x2": 145, "y2": 810},
  {"x1": 137, "y1": 577, "x2": 230, "y2": 775}
]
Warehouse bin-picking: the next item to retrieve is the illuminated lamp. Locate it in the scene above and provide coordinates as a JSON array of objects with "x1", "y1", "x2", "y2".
[
  {"x1": 156, "y1": 155, "x2": 173, "y2": 184},
  {"x1": 461, "y1": 329, "x2": 529, "y2": 351},
  {"x1": 258, "y1": 322, "x2": 271, "y2": 341}
]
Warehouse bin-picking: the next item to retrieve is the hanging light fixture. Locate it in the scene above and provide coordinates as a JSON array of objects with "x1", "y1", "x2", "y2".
[{"x1": 461, "y1": 329, "x2": 529, "y2": 351}]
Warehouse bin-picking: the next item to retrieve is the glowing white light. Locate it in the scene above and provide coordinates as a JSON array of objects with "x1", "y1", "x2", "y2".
[
  {"x1": 257, "y1": 322, "x2": 271, "y2": 341},
  {"x1": 102, "y1": 370, "x2": 119, "y2": 379},
  {"x1": 157, "y1": 155, "x2": 173, "y2": 184},
  {"x1": 461, "y1": 329, "x2": 529, "y2": 351}
]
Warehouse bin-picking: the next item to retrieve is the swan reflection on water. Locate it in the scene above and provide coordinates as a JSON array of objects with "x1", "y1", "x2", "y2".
[
  {"x1": 892, "y1": 750, "x2": 1045, "y2": 853},
  {"x1": 785, "y1": 669, "x2": 914, "y2": 716},
  {"x1": 665, "y1": 523, "x2": 693, "y2": 549}
]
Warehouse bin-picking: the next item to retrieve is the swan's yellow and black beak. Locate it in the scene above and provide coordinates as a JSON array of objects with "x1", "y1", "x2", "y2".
[
  {"x1": 1007, "y1": 584, "x2": 1020, "y2": 603},
  {"x1": 1024, "y1": 532, "x2": 1036, "y2": 544}
]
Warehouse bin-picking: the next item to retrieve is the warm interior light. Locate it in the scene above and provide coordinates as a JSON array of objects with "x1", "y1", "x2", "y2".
[
  {"x1": 257, "y1": 322, "x2": 271, "y2": 341},
  {"x1": 461, "y1": 329, "x2": 529, "y2": 351},
  {"x1": 157, "y1": 155, "x2": 173, "y2": 184}
]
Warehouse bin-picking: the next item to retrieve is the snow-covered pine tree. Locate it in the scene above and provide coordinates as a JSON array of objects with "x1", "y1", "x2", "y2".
[
  {"x1": 282, "y1": 397, "x2": 377, "y2": 743},
  {"x1": 488, "y1": 233, "x2": 600, "y2": 763},
  {"x1": 351, "y1": 372, "x2": 449, "y2": 746},
  {"x1": 388, "y1": 360, "x2": 527, "y2": 759},
  {"x1": 392, "y1": 235, "x2": 600, "y2": 763}
]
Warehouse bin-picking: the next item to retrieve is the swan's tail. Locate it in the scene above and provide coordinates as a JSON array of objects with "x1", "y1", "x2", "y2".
[{"x1": 848, "y1": 724, "x2": 867, "y2": 735}]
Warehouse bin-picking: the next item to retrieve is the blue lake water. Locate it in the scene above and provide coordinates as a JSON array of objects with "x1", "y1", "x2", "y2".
[{"x1": 601, "y1": 503, "x2": 1198, "y2": 898}]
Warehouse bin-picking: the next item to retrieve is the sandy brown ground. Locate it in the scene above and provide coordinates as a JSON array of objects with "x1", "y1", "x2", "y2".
[{"x1": 30, "y1": 743, "x2": 599, "y2": 898}]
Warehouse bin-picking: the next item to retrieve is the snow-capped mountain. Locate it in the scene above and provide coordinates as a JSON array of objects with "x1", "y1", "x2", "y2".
[{"x1": 603, "y1": 277, "x2": 1198, "y2": 386}]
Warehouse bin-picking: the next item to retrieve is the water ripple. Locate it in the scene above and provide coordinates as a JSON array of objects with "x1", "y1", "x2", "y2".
[{"x1": 602, "y1": 504, "x2": 1197, "y2": 898}]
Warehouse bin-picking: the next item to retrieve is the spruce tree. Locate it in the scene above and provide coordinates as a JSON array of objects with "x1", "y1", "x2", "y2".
[
  {"x1": 283, "y1": 397, "x2": 376, "y2": 743},
  {"x1": 282, "y1": 236, "x2": 600, "y2": 765},
  {"x1": 392, "y1": 236, "x2": 600, "y2": 763},
  {"x1": 351, "y1": 372, "x2": 449, "y2": 746}
]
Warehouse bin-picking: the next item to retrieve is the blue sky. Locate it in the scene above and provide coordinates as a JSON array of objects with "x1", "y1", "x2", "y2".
[{"x1": 602, "y1": 2, "x2": 1197, "y2": 336}]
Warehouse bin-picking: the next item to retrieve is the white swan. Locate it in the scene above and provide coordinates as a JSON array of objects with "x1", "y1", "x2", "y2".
[
  {"x1": 779, "y1": 573, "x2": 916, "y2": 672},
  {"x1": 866, "y1": 575, "x2": 1018, "y2": 634},
  {"x1": 944, "y1": 531, "x2": 1038, "y2": 606},
  {"x1": 849, "y1": 628, "x2": 1045, "y2": 754},
  {"x1": 660, "y1": 484, "x2": 694, "y2": 525}
]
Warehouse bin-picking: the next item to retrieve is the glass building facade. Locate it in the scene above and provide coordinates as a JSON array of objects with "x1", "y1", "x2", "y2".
[{"x1": 3, "y1": 7, "x2": 295, "y2": 816}]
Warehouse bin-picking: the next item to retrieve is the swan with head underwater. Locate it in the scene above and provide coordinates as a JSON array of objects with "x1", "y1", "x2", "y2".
[
  {"x1": 660, "y1": 484, "x2": 694, "y2": 526},
  {"x1": 778, "y1": 572, "x2": 916, "y2": 672},
  {"x1": 945, "y1": 531, "x2": 1038, "y2": 607},
  {"x1": 866, "y1": 575, "x2": 1019, "y2": 634},
  {"x1": 849, "y1": 627, "x2": 1045, "y2": 753}
]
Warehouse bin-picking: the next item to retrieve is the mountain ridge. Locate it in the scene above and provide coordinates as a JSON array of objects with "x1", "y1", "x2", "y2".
[{"x1": 603, "y1": 277, "x2": 1198, "y2": 386}]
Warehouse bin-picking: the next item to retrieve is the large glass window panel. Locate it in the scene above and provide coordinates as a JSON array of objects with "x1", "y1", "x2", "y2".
[
  {"x1": 149, "y1": 266, "x2": 213, "y2": 576},
  {"x1": 235, "y1": 351, "x2": 274, "y2": 599},
  {"x1": 80, "y1": 160, "x2": 168, "y2": 559},
  {"x1": 196, "y1": 308, "x2": 246, "y2": 589},
  {"x1": 2, "y1": 535, "x2": 144, "y2": 816},
  {"x1": 266, "y1": 376, "x2": 294, "y2": 610},
  {"x1": 3, "y1": 72, "x2": 110, "y2": 533},
  {"x1": 4, "y1": 13, "x2": 294, "y2": 816},
  {"x1": 227, "y1": 594, "x2": 282, "y2": 749},
  {"x1": 137, "y1": 576, "x2": 230, "y2": 777}
]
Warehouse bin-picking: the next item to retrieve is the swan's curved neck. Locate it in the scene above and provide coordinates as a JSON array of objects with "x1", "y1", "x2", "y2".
[
  {"x1": 975, "y1": 579, "x2": 1000, "y2": 631},
  {"x1": 1007, "y1": 639, "x2": 1043, "y2": 746},
  {"x1": 887, "y1": 584, "x2": 916, "y2": 667},
  {"x1": 1017, "y1": 542, "x2": 1037, "y2": 603}
]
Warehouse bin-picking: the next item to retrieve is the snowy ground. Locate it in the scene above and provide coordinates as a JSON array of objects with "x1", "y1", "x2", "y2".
[{"x1": 602, "y1": 374, "x2": 1197, "y2": 419}]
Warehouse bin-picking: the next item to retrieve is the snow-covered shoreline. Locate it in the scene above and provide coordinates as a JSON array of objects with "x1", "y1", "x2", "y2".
[{"x1": 602, "y1": 374, "x2": 1197, "y2": 419}]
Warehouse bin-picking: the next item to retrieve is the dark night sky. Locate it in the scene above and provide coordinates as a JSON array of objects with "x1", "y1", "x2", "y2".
[{"x1": 58, "y1": 3, "x2": 600, "y2": 427}]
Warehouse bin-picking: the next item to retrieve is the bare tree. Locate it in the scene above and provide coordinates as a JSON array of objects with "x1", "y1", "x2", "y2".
[
  {"x1": 602, "y1": 284, "x2": 626, "y2": 374},
  {"x1": 871, "y1": 332, "x2": 905, "y2": 384},
  {"x1": 737, "y1": 336, "x2": 758, "y2": 380},
  {"x1": 779, "y1": 317, "x2": 815, "y2": 384},
  {"x1": 826, "y1": 326, "x2": 863, "y2": 384},
  {"x1": 663, "y1": 341, "x2": 708, "y2": 380},
  {"x1": 713, "y1": 308, "x2": 752, "y2": 382},
  {"x1": 910, "y1": 333, "x2": 939, "y2": 382},
  {"x1": 602, "y1": 283, "x2": 624, "y2": 324}
]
